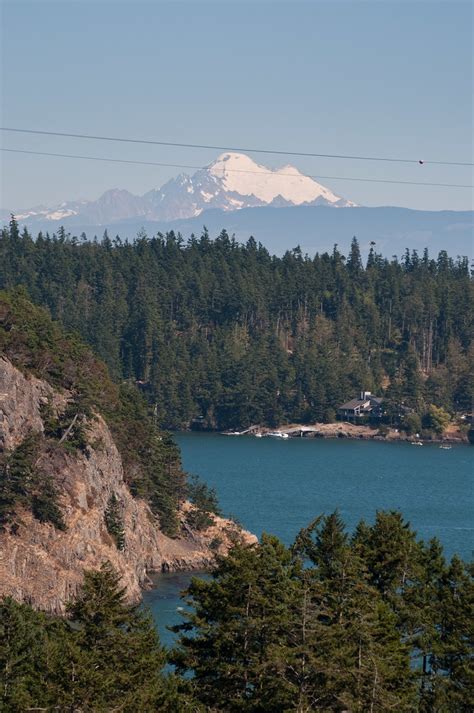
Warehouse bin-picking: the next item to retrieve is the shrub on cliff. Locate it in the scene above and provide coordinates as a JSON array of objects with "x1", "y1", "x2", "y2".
[
  {"x1": 186, "y1": 474, "x2": 222, "y2": 530},
  {"x1": 104, "y1": 493, "x2": 126, "y2": 550},
  {"x1": 0, "y1": 434, "x2": 65, "y2": 531}
]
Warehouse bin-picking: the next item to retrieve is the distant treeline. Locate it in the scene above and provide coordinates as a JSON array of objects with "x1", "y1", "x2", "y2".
[
  {"x1": 1, "y1": 511, "x2": 472, "y2": 711},
  {"x1": 1, "y1": 218, "x2": 472, "y2": 430}
]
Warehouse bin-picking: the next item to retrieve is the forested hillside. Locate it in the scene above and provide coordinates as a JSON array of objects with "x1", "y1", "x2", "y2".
[{"x1": 1, "y1": 218, "x2": 472, "y2": 430}]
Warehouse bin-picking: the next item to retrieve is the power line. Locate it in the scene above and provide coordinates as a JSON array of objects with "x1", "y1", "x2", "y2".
[
  {"x1": 1, "y1": 126, "x2": 472, "y2": 167},
  {"x1": 2, "y1": 147, "x2": 472, "y2": 189}
]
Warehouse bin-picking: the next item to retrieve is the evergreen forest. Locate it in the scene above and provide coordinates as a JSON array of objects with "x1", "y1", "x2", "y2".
[
  {"x1": 1, "y1": 218, "x2": 472, "y2": 431},
  {"x1": 0, "y1": 225, "x2": 473, "y2": 711}
]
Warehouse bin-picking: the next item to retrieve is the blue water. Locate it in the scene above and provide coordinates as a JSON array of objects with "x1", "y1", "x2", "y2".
[{"x1": 143, "y1": 433, "x2": 473, "y2": 647}]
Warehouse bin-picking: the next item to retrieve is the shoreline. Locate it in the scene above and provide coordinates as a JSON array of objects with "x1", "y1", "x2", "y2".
[{"x1": 218, "y1": 421, "x2": 469, "y2": 445}]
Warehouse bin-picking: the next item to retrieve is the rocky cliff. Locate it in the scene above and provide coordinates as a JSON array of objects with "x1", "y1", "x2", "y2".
[{"x1": 0, "y1": 357, "x2": 256, "y2": 613}]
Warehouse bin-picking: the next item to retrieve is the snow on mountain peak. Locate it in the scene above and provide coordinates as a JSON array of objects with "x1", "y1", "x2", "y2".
[
  {"x1": 206, "y1": 152, "x2": 344, "y2": 206},
  {"x1": 8, "y1": 152, "x2": 354, "y2": 228}
]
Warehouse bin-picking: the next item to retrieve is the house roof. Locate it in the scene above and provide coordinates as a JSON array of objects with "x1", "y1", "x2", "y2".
[
  {"x1": 338, "y1": 398, "x2": 369, "y2": 410},
  {"x1": 338, "y1": 395, "x2": 384, "y2": 411}
]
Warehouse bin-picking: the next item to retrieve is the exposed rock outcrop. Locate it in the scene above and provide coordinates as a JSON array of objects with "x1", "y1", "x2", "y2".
[
  {"x1": 0, "y1": 357, "x2": 67, "y2": 451},
  {"x1": 0, "y1": 358, "x2": 256, "y2": 613}
]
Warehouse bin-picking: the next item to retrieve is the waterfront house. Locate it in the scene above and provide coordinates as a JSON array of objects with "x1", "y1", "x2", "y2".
[{"x1": 337, "y1": 391, "x2": 384, "y2": 420}]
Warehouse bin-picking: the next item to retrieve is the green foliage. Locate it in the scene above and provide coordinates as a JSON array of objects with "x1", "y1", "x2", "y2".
[
  {"x1": 209, "y1": 536, "x2": 223, "y2": 551},
  {"x1": 0, "y1": 563, "x2": 190, "y2": 712},
  {"x1": 172, "y1": 524, "x2": 418, "y2": 711},
  {"x1": 404, "y1": 411, "x2": 422, "y2": 435},
  {"x1": 352, "y1": 510, "x2": 426, "y2": 631},
  {"x1": 109, "y1": 383, "x2": 187, "y2": 536},
  {"x1": 104, "y1": 493, "x2": 125, "y2": 550},
  {"x1": 0, "y1": 514, "x2": 471, "y2": 711},
  {"x1": 423, "y1": 404, "x2": 451, "y2": 434},
  {"x1": 30, "y1": 475, "x2": 66, "y2": 530},
  {"x1": 172, "y1": 535, "x2": 305, "y2": 710},
  {"x1": 41, "y1": 399, "x2": 89, "y2": 452},
  {"x1": 0, "y1": 596, "x2": 57, "y2": 709},
  {"x1": 186, "y1": 474, "x2": 222, "y2": 531},
  {"x1": 1, "y1": 227, "x2": 472, "y2": 430},
  {"x1": 0, "y1": 434, "x2": 65, "y2": 531},
  {"x1": 172, "y1": 511, "x2": 472, "y2": 712}
]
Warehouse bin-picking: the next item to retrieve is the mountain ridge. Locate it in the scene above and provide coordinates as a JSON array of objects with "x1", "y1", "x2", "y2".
[{"x1": 3, "y1": 152, "x2": 354, "y2": 226}]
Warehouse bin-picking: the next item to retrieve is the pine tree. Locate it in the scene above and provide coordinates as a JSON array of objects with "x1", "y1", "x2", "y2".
[
  {"x1": 61, "y1": 562, "x2": 179, "y2": 711},
  {"x1": 0, "y1": 566, "x2": 192, "y2": 712},
  {"x1": 293, "y1": 513, "x2": 417, "y2": 710},
  {"x1": 0, "y1": 597, "x2": 56, "y2": 710},
  {"x1": 172, "y1": 535, "x2": 302, "y2": 711},
  {"x1": 352, "y1": 510, "x2": 425, "y2": 601},
  {"x1": 420, "y1": 556, "x2": 474, "y2": 712}
]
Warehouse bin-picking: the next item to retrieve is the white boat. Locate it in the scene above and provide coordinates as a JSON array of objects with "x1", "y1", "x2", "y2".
[
  {"x1": 439, "y1": 445, "x2": 452, "y2": 450},
  {"x1": 255, "y1": 432, "x2": 263, "y2": 438},
  {"x1": 411, "y1": 441, "x2": 423, "y2": 446},
  {"x1": 267, "y1": 431, "x2": 289, "y2": 439}
]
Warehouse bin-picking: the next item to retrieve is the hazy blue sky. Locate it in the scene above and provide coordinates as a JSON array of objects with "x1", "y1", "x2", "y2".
[{"x1": 1, "y1": 0, "x2": 472, "y2": 211}]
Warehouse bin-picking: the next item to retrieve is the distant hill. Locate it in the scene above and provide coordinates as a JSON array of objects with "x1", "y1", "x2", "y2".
[
  {"x1": 11, "y1": 204, "x2": 472, "y2": 258},
  {"x1": 113, "y1": 205, "x2": 474, "y2": 258}
]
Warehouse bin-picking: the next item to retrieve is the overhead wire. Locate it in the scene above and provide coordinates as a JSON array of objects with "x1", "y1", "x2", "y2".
[
  {"x1": 1, "y1": 147, "x2": 472, "y2": 189},
  {"x1": 1, "y1": 126, "x2": 473, "y2": 167}
]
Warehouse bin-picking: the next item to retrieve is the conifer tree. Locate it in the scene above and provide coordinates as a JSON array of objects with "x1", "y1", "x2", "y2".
[
  {"x1": 0, "y1": 598, "x2": 54, "y2": 710},
  {"x1": 59, "y1": 562, "x2": 181, "y2": 711},
  {"x1": 420, "y1": 556, "x2": 474, "y2": 712},
  {"x1": 172, "y1": 536, "x2": 302, "y2": 711}
]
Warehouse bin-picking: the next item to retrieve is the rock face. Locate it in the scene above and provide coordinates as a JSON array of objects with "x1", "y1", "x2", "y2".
[
  {"x1": 0, "y1": 357, "x2": 67, "y2": 451},
  {"x1": 0, "y1": 358, "x2": 256, "y2": 613}
]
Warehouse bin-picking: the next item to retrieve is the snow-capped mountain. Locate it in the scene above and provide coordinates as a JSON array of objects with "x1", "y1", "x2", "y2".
[
  {"x1": 144, "y1": 152, "x2": 354, "y2": 220},
  {"x1": 5, "y1": 153, "x2": 355, "y2": 227},
  {"x1": 205, "y1": 152, "x2": 348, "y2": 206}
]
